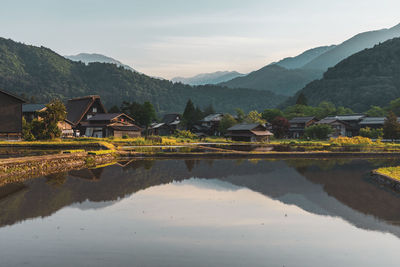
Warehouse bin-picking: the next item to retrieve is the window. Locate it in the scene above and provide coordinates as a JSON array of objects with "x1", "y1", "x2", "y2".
[
  {"x1": 87, "y1": 114, "x2": 93, "y2": 119},
  {"x1": 93, "y1": 107, "x2": 97, "y2": 113}
]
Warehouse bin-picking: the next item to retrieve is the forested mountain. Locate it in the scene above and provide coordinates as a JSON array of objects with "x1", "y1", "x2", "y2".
[
  {"x1": 274, "y1": 45, "x2": 336, "y2": 69},
  {"x1": 171, "y1": 71, "x2": 244, "y2": 85},
  {"x1": 219, "y1": 65, "x2": 323, "y2": 96},
  {"x1": 303, "y1": 23, "x2": 400, "y2": 70},
  {"x1": 65, "y1": 53, "x2": 136, "y2": 72},
  {"x1": 283, "y1": 38, "x2": 400, "y2": 111},
  {"x1": 0, "y1": 37, "x2": 286, "y2": 114}
]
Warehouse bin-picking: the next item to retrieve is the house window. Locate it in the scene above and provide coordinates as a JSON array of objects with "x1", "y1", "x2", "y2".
[
  {"x1": 93, "y1": 107, "x2": 97, "y2": 113},
  {"x1": 87, "y1": 114, "x2": 93, "y2": 119}
]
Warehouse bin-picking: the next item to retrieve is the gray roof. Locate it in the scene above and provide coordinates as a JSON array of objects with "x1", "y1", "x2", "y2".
[
  {"x1": 162, "y1": 113, "x2": 181, "y2": 124},
  {"x1": 317, "y1": 118, "x2": 346, "y2": 125},
  {"x1": 201, "y1": 113, "x2": 223, "y2": 122},
  {"x1": 325, "y1": 115, "x2": 365, "y2": 121},
  {"x1": 87, "y1": 113, "x2": 133, "y2": 122},
  {"x1": 228, "y1": 123, "x2": 262, "y2": 131},
  {"x1": 289, "y1": 117, "x2": 315, "y2": 123},
  {"x1": 359, "y1": 117, "x2": 400, "y2": 125},
  {"x1": 66, "y1": 95, "x2": 106, "y2": 125},
  {"x1": 22, "y1": 104, "x2": 46, "y2": 113}
]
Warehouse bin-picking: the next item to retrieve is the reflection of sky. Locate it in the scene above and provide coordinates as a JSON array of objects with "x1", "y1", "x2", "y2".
[
  {"x1": 0, "y1": 1, "x2": 399, "y2": 78},
  {"x1": 1, "y1": 178, "x2": 400, "y2": 267}
]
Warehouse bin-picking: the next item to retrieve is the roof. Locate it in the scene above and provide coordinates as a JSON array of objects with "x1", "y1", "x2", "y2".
[
  {"x1": 201, "y1": 113, "x2": 224, "y2": 122},
  {"x1": 359, "y1": 117, "x2": 400, "y2": 125},
  {"x1": 22, "y1": 104, "x2": 46, "y2": 113},
  {"x1": 228, "y1": 123, "x2": 263, "y2": 131},
  {"x1": 87, "y1": 113, "x2": 134, "y2": 122},
  {"x1": 0, "y1": 89, "x2": 26, "y2": 103},
  {"x1": 162, "y1": 113, "x2": 181, "y2": 124},
  {"x1": 109, "y1": 124, "x2": 142, "y2": 131},
  {"x1": 289, "y1": 117, "x2": 315, "y2": 124},
  {"x1": 325, "y1": 115, "x2": 365, "y2": 121},
  {"x1": 317, "y1": 118, "x2": 346, "y2": 125},
  {"x1": 251, "y1": 130, "x2": 273, "y2": 136},
  {"x1": 66, "y1": 95, "x2": 106, "y2": 125},
  {"x1": 150, "y1": 122, "x2": 166, "y2": 129}
]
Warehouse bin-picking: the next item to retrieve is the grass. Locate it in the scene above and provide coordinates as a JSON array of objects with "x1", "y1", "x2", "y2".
[
  {"x1": 87, "y1": 150, "x2": 114, "y2": 155},
  {"x1": 375, "y1": 166, "x2": 400, "y2": 181}
]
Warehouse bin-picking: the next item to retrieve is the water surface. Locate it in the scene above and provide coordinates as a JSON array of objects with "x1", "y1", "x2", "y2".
[{"x1": 1, "y1": 158, "x2": 400, "y2": 267}]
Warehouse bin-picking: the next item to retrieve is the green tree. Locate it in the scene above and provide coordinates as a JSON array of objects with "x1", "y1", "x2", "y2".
[
  {"x1": 218, "y1": 114, "x2": 237, "y2": 135},
  {"x1": 203, "y1": 104, "x2": 215, "y2": 116},
  {"x1": 383, "y1": 111, "x2": 400, "y2": 140},
  {"x1": 245, "y1": 111, "x2": 266, "y2": 124},
  {"x1": 271, "y1": 117, "x2": 289, "y2": 139},
  {"x1": 262, "y1": 109, "x2": 284, "y2": 123},
  {"x1": 235, "y1": 108, "x2": 246, "y2": 123},
  {"x1": 296, "y1": 92, "x2": 308, "y2": 106},
  {"x1": 108, "y1": 105, "x2": 121, "y2": 113},
  {"x1": 33, "y1": 99, "x2": 66, "y2": 140},
  {"x1": 142, "y1": 101, "x2": 157, "y2": 130},
  {"x1": 389, "y1": 98, "x2": 400, "y2": 116},
  {"x1": 360, "y1": 127, "x2": 384, "y2": 139},
  {"x1": 366, "y1": 106, "x2": 387, "y2": 117},
  {"x1": 183, "y1": 99, "x2": 197, "y2": 129},
  {"x1": 305, "y1": 124, "x2": 333, "y2": 140},
  {"x1": 121, "y1": 101, "x2": 144, "y2": 125}
]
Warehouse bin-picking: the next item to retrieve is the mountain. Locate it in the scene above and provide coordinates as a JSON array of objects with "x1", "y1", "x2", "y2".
[
  {"x1": 220, "y1": 65, "x2": 324, "y2": 96},
  {"x1": 275, "y1": 45, "x2": 336, "y2": 69},
  {"x1": 0, "y1": 37, "x2": 286, "y2": 114},
  {"x1": 172, "y1": 71, "x2": 245, "y2": 85},
  {"x1": 65, "y1": 53, "x2": 136, "y2": 72},
  {"x1": 283, "y1": 37, "x2": 400, "y2": 111},
  {"x1": 303, "y1": 23, "x2": 400, "y2": 70}
]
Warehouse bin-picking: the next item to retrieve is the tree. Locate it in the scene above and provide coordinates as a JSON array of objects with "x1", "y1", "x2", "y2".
[
  {"x1": 245, "y1": 111, "x2": 266, "y2": 124},
  {"x1": 271, "y1": 117, "x2": 289, "y2": 139},
  {"x1": 360, "y1": 127, "x2": 383, "y2": 139},
  {"x1": 296, "y1": 92, "x2": 308, "y2": 106},
  {"x1": 235, "y1": 108, "x2": 245, "y2": 123},
  {"x1": 218, "y1": 114, "x2": 237, "y2": 135},
  {"x1": 182, "y1": 99, "x2": 197, "y2": 129},
  {"x1": 121, "y1": 101, "x2": 144, "y2": 125},
  {"x1": 262, "y1": 109, "x2": 284, "y2": 123},
  {"x1": 37, "y1": 99, "x2": 66, "y2": 139},
  {"x1": 366, "y1": 106, "x2": 387, "y2": 117},
  {"x1": 203, "y1": 104, "x2": 215, "y2": 116},
  {"x1": 142, "y1": 101, "x2": 157, "y2": 130},
  {"x1": 305, "y1": 124, "x2": 333, "y2": 140},
  {"x1": 383, "y1": 111, "x2": 400, "y2": 140},
  {"x1": 108, "y1": 105, "x2": 121, "y2": 113},
  {"x1": 389, "y1": 98, "x2": 400, "y2": 116}
]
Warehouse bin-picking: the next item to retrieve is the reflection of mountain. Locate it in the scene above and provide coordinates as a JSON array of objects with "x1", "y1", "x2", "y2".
[{"x1": 1, "y1": 159, "x2": 400, "y2": 238}]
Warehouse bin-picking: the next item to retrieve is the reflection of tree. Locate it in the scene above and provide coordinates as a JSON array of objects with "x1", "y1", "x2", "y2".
[
  {"x1": 184, "y1": 160, "x2": 195, "y2": 172},
  {"x1": 286, "y1": 158, "x2": 355, "y2": 174},
  {"x1": 45, "y1": 172, "x2": 67, "y2": 186}
]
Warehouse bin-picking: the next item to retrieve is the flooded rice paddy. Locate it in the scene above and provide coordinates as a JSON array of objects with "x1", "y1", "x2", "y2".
[{"x1": 1, "y1": 158, "x2": 400, "y2": 266}]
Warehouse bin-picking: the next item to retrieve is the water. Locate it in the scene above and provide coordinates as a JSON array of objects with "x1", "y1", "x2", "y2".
[{"x1": 1, "y1": 158, "x2": 400, "y2": 266}]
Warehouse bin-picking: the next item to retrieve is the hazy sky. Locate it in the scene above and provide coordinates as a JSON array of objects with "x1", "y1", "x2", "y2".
[{"x1": 0, "y1": 0, "x2": 399, "y2": 78}]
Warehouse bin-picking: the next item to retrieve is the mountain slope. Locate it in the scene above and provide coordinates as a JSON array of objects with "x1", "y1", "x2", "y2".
[
  {"x1": 275, "y1": 45, "x2": 336, "y2": 69},
  {"x1": 283, "y1": 37, "x2": 400, "y2": 111},
  {"x1": 172, "y1": 71, "x2": 244, "y2": 85},
  {"x1": 303, "y1": 23, "x2": 400, "y2": 70},
  {"x1": 220, "y1": 65, "x2": 324, "y2": 96},
  {"x1": 65, "y1": 53, "x2": 136, "y2": 72},
  {"x1": 0, "y1": 37, "x2": 286, "y2": 113}
]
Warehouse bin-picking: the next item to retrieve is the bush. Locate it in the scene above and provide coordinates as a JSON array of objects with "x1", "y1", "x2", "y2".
[
  {"x1": 174, "y1": 130, "x2": 197, "y2": 139},
  {"x1": 330, "y1": 136, "x2": 373, "y2": 145},
  {"x1": 305, "y1": 124, "x2": 333, "y2": 140},
  {"x1": 122, "y1": 134, "x2": 129, "y2": 139},
  {"x1": 359, "y1": 127, "x2": 383, "y2": 139}
]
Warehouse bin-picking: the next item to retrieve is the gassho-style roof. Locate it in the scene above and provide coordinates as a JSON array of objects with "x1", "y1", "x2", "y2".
[
  {"x1": 228, "y1": 123, "x2": 261, "y2": 131},
  {"x1": 359, "y1": 117, "x2": 400, "y2": 125},
  {"x1": 87, "y1": 113, "x2": 134, "y2": 122},
  {"x1": 66, "y1": 95, "x2": 106, "y2": 125},
  {"x1": 201, "y1": 113, "x2": 224, "y2": 122},
  {"x1": 22, "y1": 104, "x2": 46, "y2": 113},
  {"x1": 162, "y1": 113, "x2": 181, "y2": 124},
  {"x1": 0, "y1": 89, "x2": 26, "y2": 103},
  {"x1": 289, "y1": 117, "x2": 315, "y2": 124},
  {"x1": 325, "y1": 115, "x2": 365, "y2": 121},
  {"x1": 227, "y1": 123, "x2": 273, "y2": 136}
]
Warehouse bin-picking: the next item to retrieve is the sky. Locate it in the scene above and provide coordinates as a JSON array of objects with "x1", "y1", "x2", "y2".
[{"x1": 0, "y1": 0, "x2": 399, "y2": 79}]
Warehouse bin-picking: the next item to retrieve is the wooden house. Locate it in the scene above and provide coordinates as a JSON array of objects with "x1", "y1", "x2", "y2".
[
  {"x1": 324, "y1": 115, "x2": 365, "y2": 137},
  {"x1": 149, "y1": 113, "x2": 182, "y2": 136},
  {"x1": 226, "y1": 123, "x2": 273, "y2": 142},
  {"x1": 199, "y1": 113, "x2": 224, "y2": 136},
  {"x1": 316, "y1": 118, "x2": 348, "y2": 138},
  {"x1": 22, "y1": 104, "x2": 46, "y2": 122},
  {"x1": 288, "y1": 117, "x2": 317, "y2": 138},
  {"x1": 0, "y1": 89, "x2": 25, "y2": 140},
  {"x1": 82, "y1": 113, "x2": 142, "y2": 138},
  {"x1": 66, "y1": 95, "x2": 107, "y2": 136}
]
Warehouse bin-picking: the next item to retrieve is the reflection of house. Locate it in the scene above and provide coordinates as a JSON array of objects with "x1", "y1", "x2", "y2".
[
  {"x1": 69, "y1": 168, "x2": 104, "y2": 181},
  {"x1": 82, "y1": 113, "x2": 142, "y2": 138},
  {"x1": 288, "y1": 117, "x2": 317, "y2": 138},
  {"x1": 196, "y1": 113, "x2": 224, "y2": 136},
  {"x1": 22, "y1": 104, "x2": 46, "y2": 122},
  {"x1": 324, "y1": 115, "x2": 365, "y2": 137},
  {"x1": 0, "y1": 89, "x2": 25, "y2": 140},
  {"x1": 149, "y1": 113, "x2": 182, "y2": 136},
  {"x1": 316, "y1": 118, "x2": 348, "y2": 138},
  {"x1": 66, "y1": 95, "x2": 107, "y2": 136},
  {"x1": 226, "y1": 123, "x2": 273, "y2": 142}
]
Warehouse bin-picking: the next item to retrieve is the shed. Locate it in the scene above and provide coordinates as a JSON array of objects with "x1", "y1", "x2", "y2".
[{"x1": 226, "y1": 123, "x2": 273, "y2": 142}]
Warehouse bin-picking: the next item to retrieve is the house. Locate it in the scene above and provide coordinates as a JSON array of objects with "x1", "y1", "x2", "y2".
[
  {"x1": 82, "y1": 113, "x2": 142, "y2": 138},
  {"x1": 288, "y1": 117, "x2": 317, "y2": 138},
  {"x1": 324, "y1": 114, "x2": 365, "y2": 136},
  {"x1": 194, "y1": 113, "x2": 224, "y2": 136},
  {"x1": 22, "y1": 104, "x2": 46, "y2": 122},
  {"x1": 0, "y1": 89, "x2": 25, "y2": 140},
  {"x1": 66, "y1": 95, "x2": 107, "y2": 136},
  {"x1": 316, "y1": 118, "x2": 348, "y2": 138},
  {"x1": 226, "y1": 123, "x2": 273, "y2": 142},
  {"x1": 149, "y1": 113, "x2": 182, "y2": 136},
  {"x1": 358, "y1": 117, "x2": 397, "y2": 129}
]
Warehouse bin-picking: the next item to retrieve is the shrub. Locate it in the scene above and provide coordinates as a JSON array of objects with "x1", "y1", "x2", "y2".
[
  {"x1": 330, "y1": 136, "x2": 373, "y2": 145},
  {"x1": 305, "y1": 124, "x2": 333, "y2": 140},
  {"x1": 360, "y1": 127, "x2": 383, "y2": 139},
  {"x1": 174, "y1": 130, "x2": 197, "y2": 139}
]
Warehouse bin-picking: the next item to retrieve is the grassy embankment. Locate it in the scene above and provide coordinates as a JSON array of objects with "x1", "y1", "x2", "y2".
[{"x1": 374, "y1": 167, "x2": 400, "y2": 181}]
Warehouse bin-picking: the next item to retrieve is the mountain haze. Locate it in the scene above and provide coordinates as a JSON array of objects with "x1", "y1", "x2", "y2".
[
  {"x1": 65, "y1": 53, "x2": 136, "y2": 72},
  {"x1": 172, "y1": 71, "x2": 244, "y2": 85},
  {"x1": 275, "y1": 45, "x2": 336, "y2": 69}
]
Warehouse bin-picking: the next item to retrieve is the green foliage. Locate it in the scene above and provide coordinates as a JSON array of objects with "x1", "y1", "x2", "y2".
[
  {"x1": 383, "y1": 111, "x2": 400, "y2": 140},
  {"x1": 218, "y1": 114, "x2": 237, "y2": 135},
  {"x1": 389, "y1": 98, "x2": 400, "y2": 116},
  {"x1": 359, "y1": 127, "x2": 384, "y2": 139},
  {"x1": 235, "y1": 108, "x2": 246, "y2": 123},
  {"x1": 305, "y1": 124, "x2": 333, "y2": 140},
  {"x1": 262, "y1": 109, "x2": 283, "y2": 123},
  {"x1": 22, "y1": 117, "x2": 35, "y2": 141},
  {"x1": 182, "y1": 99, "x2": 203, "y2": 129},
  {"x1": 283, "y1": 101, "x2": 353, "y2": 120},
  {"x1": 174, "y1": 130, "x2": 197, "y2": 139},
  {"x1": 121, "y1": 101, "x2": 156, "y2": 127},
  {"x1": 271, "y1": 117, "x2": 289, "y2": 139},
  {"x1": 366, "y1": 106, "x2": 387, "y2": 117},
  {"x1": 245, "y1": 111, "x2": 266, "y2": 124}
]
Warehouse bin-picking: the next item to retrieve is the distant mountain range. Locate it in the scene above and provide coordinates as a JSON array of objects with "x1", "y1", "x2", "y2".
[
  {"x1": 221, "y1": 23, "x2": 400, "y2": 97},
  {"x1": 0, "y1": 37, "x2": 286, "y2": 114},
  {"x1": 171, "y1": 71, "x2": 245, "y2": 85},
  {"x1": 65, "y1": 53, "x2": 136, "y2": 72},
  {"x1": 282, "y1": 37, "x2": 400, "y2": 111}
]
